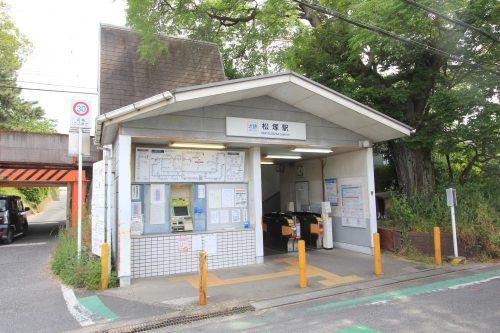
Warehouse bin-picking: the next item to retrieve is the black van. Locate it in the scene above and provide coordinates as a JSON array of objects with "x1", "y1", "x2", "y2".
[{"x1": 0, "y1": 195, "x2": 29, "y2": 244}]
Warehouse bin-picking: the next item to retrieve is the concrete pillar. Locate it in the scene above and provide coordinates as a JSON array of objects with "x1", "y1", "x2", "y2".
[
  {"x1": 116, "y1": 135, "x2": 132, "y2": 286},
  {"x1": 366, "y1": 148, "x2": 378, "y2": 252},
  {"x1": 248, "y1": 147, "x2": 264, "y2": 263}
]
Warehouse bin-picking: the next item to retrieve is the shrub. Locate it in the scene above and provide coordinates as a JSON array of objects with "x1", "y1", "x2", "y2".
[
  {"x1": 388, "y1": 184, "x2": 499, "y2": 259},
  {"x1": 52, "y1": 215, "x2": 118, "y2": 289},
  {"x1": 19, "y1": 187, "x2": 50, "y2": 205}
]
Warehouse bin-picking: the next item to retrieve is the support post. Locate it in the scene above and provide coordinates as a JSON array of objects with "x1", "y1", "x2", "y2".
[
  {"x1": 198, "y1": 251, "x2": 207, "y2": 305},
  {"x1": 373, "y1": 233, "x2": 382, "y2": 276},
  {"x1": 299, "y1": 240, "x2": 307, "y2": 288},
  {"x1": 77, "y1": 128, "x2": 83, "y2": 261},
  {"x1": 450, "y1": 205, "x2": 458, "y2": 258},
  {"x1": 249, "y1": 147, "x2": 263, "y2": 263},
  {"x1": 100, "y1": 243, "x2": 109, "y2": 289},
  {"x1": 433, "y1": 227, "x2": 442, "y2": 267}
]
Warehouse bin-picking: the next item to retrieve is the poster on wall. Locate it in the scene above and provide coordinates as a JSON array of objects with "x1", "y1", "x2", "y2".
[
  {"x1": 131, "y1": 185, "x2": 141, "y2": 200},
  {"x1": 135, "y1": 148, "x2": 150, "y2": 182},
  {"x1": 340, "y1": 184, "x2": 366, "y2": 228},
  {"x1": 150, "y1": 184, "x2": 166, "y2": 225},
  {"x1": 235, "y1": 188, "x2": 248, "y2": 207},
  {"x1": 91, "y1": 160, "x2": 105, "y2": 256},
  {"x1": 324, "y1": 178, "x2": 338, "y2": 206},
  {"x1": 295, "y1": 181, "x2": 309, "y2": 211}
]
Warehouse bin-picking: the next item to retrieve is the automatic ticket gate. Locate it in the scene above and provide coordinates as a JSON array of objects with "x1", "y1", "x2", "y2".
[
  {"x1": 263, "y1": 213, "x2": 301, "y2": 252},
  {"x1": 292, "y1": 212, "x2": 324, "y2": 249}
]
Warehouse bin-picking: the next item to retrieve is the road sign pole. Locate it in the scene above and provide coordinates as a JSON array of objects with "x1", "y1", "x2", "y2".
[
  {"x1": 450, "y1": 204, "x2": 458, "y2": 257},
  {"x1": 77, "y1": 127, "x2": 83, "y2": 261}
]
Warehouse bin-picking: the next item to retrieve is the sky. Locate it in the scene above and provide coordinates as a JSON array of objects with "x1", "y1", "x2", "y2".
[{"x1": 5, "y1": 0, "x2": 127, "y2": 134}]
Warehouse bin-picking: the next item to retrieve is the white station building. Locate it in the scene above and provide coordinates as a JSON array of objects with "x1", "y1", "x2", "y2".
[{"x1": 93, "y1": 26, "x2": 412, "y2": 287}]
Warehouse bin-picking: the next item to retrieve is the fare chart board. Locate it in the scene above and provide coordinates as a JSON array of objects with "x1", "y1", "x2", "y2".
[{"x1": 135, "y1": 148, "x2": 245, "y2": 182}]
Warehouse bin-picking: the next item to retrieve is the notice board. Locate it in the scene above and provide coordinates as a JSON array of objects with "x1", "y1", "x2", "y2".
[
  {"x1": 135, "y1": 148, "x2": 245, "y2": 182},
  {"x1": 206, "y1": 183, "x2": 248, "y2": 230}
]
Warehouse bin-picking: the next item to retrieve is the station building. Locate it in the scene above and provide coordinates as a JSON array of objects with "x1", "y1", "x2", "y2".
[{"x1": 95, "y1": 25, "x2": 412, "y2": 286}]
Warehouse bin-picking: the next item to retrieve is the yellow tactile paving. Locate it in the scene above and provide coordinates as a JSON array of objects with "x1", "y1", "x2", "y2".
[{"x1": 168, "y1": 257, "x2": 363, "y2": 289}]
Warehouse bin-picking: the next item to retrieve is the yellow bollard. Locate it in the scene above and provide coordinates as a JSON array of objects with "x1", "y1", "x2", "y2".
[
  {"x1": 373, "y1": 233, "x2": 383, "y2": 276},
  {"x1": 100, "y1": 243, "x2": 109, "y2": 289},
  {"x1": 198, "y1": 251, "x2": 207, "y2": 305},
  {"x1": 298, "y1": 240, "x2": 307, "y2": 288},
  {"x1": 434, "y1": 227, "x2": 442, "y2": 267}
]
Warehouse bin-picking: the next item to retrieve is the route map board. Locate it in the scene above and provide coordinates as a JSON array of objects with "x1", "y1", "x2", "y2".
[{"x1": 135, "y1": 148, "x2": 245, "y2": 182}]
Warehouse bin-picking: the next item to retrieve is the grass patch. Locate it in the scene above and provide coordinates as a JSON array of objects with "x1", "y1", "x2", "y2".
[
  {"x1": 393, "y1": 245, "x2": 435, "y2": 266},
  {"x1": 52, "y1": 214, "x2": 118, "y2": 289}
]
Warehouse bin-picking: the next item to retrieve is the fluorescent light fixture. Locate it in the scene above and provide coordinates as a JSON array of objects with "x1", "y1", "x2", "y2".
[
  {"x1": 265, "y1": 154, "x2": 302, "y2": 160},
  {"x1": 260, "y1": 161, "x2": 274, "y2": 165},
  {"x1": 170, "y1": 142, "x2": 226, "y2": 149},
  {"x1": 291, "y1": 147, "x2": 333, "y2": 153}
]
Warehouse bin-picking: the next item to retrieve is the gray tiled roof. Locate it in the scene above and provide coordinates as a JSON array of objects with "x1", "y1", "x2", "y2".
[{"x1": 99, "y1": 25, "x2": 225, "y2": 115}]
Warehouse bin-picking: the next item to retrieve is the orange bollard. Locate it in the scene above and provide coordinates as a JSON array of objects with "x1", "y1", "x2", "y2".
[
  {"x1": 373, "y1": 233, "x2": 383, "y2": 276},
  {"x1": 299, "y1": 240, "x2": 307, "y2": 288},
  {"x1": 198, "y1": 251, "x2": 207, "y2": 305},
  {"x1": 434, "y1": 227, "x2": 442, "y2": 267}
]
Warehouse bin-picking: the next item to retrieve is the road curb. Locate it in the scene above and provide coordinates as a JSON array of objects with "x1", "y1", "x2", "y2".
[{"x1": 250, "y1": 263, "x2": 492, "y2": 310}]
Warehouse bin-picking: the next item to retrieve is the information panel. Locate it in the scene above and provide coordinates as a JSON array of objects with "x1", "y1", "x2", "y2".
[
  {"x1": 340, "y1": 184, "x2": 366, "y2": 228},
  {"x1": 135, "y1": 148, "x2": 245, "y2": 182}
]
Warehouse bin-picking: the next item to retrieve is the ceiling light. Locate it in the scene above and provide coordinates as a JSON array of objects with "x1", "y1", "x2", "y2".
[
  {"x1": 291, "y1": 148, "x2": 333, "y2": 153},
  {"x1": 260, "y1": 161, "x2": 274, "y2": 165},
  {"x1": 170, "y1": 142, "x2": 226, "y2": 149},
  {"x1": 265, "y1": 154, "x2": 302, "y2": 160}
]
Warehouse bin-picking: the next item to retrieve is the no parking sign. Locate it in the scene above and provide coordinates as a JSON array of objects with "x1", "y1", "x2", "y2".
[{"x1": 70, "y1": 100, "x2": 92, "y2": 129}]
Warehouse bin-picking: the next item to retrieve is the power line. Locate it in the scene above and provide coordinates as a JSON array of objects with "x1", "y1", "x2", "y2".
[
  {"x1": 293, "y1": 0, "x2": 499, "y2": 75},
  {"x1": 404, "y1": 0, "x2": 498, "y2": 43},
  {"x1": 0, "y1": 85, "x2": 97, "y2": 95},
  {"x1": 0, "y1": 78, "x2": 96, "y2": 90}
]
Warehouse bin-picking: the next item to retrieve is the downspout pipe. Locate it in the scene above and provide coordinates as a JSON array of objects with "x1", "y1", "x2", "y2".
[{"x1": 94, "y1": 91, "x2": 174, "y2": 147}]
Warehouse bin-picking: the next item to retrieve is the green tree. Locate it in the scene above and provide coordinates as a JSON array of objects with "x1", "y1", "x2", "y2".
[
  {"x1": 0, "y1": 1, "x2": 56, "y2": 132},
  {"x1": 126, "y1": 0, "x2": 499, "y2": 197}
]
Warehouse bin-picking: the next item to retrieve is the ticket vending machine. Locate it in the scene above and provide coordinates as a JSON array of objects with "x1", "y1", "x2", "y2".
[
  {"x1": 170, "y1": 184, "x2": 194, "y2": 232},
  {"x1": 171, "y1": 205, "x2": 193, "y2": 232}
]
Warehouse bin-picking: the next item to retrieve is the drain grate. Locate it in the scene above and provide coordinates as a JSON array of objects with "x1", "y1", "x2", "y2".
[{"x1": 100, "y1": 305, "x2": 255, "y2": 333}]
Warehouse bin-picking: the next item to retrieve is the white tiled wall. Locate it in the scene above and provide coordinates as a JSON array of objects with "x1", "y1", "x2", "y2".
[{"x1": 131, "y1": 230, "x2": 256, "y2": 278}]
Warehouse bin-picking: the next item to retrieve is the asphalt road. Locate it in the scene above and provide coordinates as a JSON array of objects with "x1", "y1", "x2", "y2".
[
  {"x1": 0, "y1": 191, "x2": 81, "y2": 333},
  {"x1": 161, "y1": 267, "x2": 500, "y2": 333}
]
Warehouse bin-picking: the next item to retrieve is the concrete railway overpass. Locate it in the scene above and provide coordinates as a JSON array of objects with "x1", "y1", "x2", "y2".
[{"x1": 0, "y1": 130, "x2": 100, "y2": 225}]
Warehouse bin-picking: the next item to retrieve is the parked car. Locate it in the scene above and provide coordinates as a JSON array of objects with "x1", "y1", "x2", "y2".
[{"x1": 0, "y1": 195, "x2": 29, "y2": 244}]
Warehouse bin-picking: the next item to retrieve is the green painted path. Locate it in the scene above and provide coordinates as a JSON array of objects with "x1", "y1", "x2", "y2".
[
  {"x1": 334, "y1": 325, "x2": 383, "y2": 333},
  {"x1": 307, "y1": 269, "x2": 500, "y2": 313},
  {"x1": 78, "y1": 295, "x2": 119, "y2": 321}
]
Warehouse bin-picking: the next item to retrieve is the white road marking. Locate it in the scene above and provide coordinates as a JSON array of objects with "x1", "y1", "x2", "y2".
[
  {"x1": 1, "y1": 242, "x2": 47, "y2": 248},
  {"x1": 448, "y1": 275, "x2": 500, "y2": 289},
  {"x1": 61, "y1": 285, "x2": 95, "y2": 327}
]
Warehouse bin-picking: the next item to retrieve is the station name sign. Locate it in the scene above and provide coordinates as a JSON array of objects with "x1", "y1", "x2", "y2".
[{"x1": 226, "y1": 117, "x2": 306, "y2": 141}]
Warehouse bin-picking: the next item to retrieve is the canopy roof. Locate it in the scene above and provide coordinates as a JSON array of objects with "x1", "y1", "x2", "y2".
[{"x1": 96, "y1": 71, "x2": 413, "y2": 146}]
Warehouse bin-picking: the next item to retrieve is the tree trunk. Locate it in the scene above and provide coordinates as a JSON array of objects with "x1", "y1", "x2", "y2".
[{"x1": 389, "y1": 141, "x2": 435, "y2": 198}]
